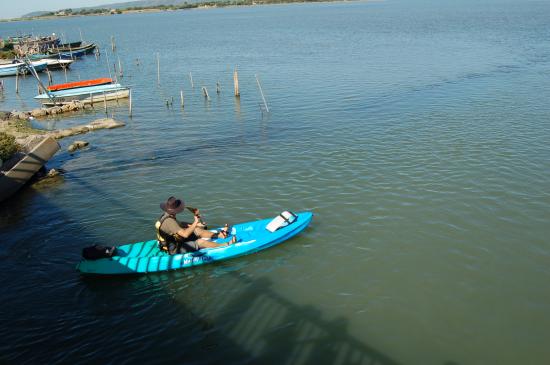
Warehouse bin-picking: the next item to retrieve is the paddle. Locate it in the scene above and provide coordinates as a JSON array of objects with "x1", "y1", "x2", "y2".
[
  {"x1": 186, "y1": 206, "x2": 207, "y2": 227},
  {"x1": 186, "y1": 206, "x2": 230, "y2": 238}
]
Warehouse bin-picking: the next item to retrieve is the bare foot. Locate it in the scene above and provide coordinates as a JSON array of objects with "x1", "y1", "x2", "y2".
[{"x1": 223, "y1": 236, "x2": 238, "y2": 247}]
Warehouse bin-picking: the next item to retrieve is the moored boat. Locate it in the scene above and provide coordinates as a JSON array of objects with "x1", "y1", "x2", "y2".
[
  {"x1": 47, "y1": 77, "x2": 113, "y2": 91},
  {"x1": 34, "y1": 83, "x2": 130, "y2": 106},
  {"x1": 44, "y1": 59, "x2": 73, "y2": 70},
  {"x1": 76, "y1": 212, "x2": 313, "y2": 275},
  {"x1": 47, "y1": 43, "x2": 97, "y2": 57},
  {"x1": 0, "y1": 60, "x2": 48, "y2": 77}
]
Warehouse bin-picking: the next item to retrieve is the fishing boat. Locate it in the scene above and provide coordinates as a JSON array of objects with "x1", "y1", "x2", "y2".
[
  {"x1": 57, "y1": 41, "x2": 82, "y2": 49},
  {"x1": 45, "y1": 49, "x2": 88, "y2": 60},
  {"x1": 47, "y1": 43, "x2": 97, "y2": 57},
  {"x1": 34, "y1": 83, "x2": 130, "y2": 106},
  {"x1": 0, "y1": 137, "x2": 60, "y2": 203},
  {"x1": 0, "y1": 60, "x2": 48, "y2": 77},
  {"x1": 76, "y1": 212, "x2": 313, "y2": 275},
  {"x1": 0, "y1": 62, "x2": 26, "y2": 77},
  {"x1": 47, "y1": 78, "x2": 112, "y2": 91},
  {"x1": 44, "y1": 59, "x2": 73, "y2": 70}
]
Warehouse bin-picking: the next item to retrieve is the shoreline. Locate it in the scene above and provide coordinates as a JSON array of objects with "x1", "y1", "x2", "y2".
[{"x1": 0, "y1": 0, "x2": 361, "y2": 23}]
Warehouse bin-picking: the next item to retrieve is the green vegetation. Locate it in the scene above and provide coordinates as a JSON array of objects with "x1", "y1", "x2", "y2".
[
  {"x1": 16, "y1": 0, "x2": 332, "y2": 21},
  {"x1": 0, "y1": 42, "x2": 16, "y2": 59},
  {"x1": 0, "y1": 132, "x2": 20, "y2": 163}
]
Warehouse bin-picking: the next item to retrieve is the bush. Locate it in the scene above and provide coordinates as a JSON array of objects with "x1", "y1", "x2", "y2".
[
  {"x1": 0, "y1": 132, "x2": 20, "y2": 163},
  {"x1": 0, "y1": 50, "x2": 16, "y2": 59}
]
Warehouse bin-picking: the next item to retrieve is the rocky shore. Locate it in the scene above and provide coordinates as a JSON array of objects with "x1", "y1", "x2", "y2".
[{"x1": 0, "y1": 114, "x2": 125, "y2": 146}]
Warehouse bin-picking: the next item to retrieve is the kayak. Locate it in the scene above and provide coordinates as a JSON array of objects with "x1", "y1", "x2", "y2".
[{"x1": 76, "y1": 211, "x2": 313, "y2": 275}]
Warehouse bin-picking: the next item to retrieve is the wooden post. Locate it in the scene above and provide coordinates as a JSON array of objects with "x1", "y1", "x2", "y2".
[
  {"x1": 15, "y1": 71, "x2": 19, "y2": 94},
  {"x1": 255, "y1": 74, "x2": 269, "y2": 113},
  {"x1": 111, "y1": 36, "x2": 116, "y2": 52},
  {"x1": 233, "y1": 67, "x2": 240, "y2": 97},
  {"x1": 180, "y1": 90, "x2": 184, "y2": 108},
  {"x1": 216, "y1": 81, "x2": 221, "y2": 94},
  {"x1": 118, "y1": 57, "x2": 123, "y2": 78},
  {"x1": 189, "y1": 72, "x2": 194, "y2": 88},
  {"x1": 105, "y1": 48, "x2": 112, "y2": 80},
  {"x1": 129, "y1": 89, "x2": 132, "y2": 117},
  {"x1": 113, "y1": 63, "x2": 118, "y2": 84},
  {"x1": 64, "y1": 66, "x2": 68, "y2": 82},
  {"x1": 46, "y1": 69, "x2": 52, "y2": 85},
  {"x1": 157, "y1": 53, "x2": 160, "y2": 86},
  {"x1": 202, "y1": 86, "x2": 210, "y2": 100},
  {"x1": 103, "y1": 91, "x2": 107, "y2": 114}
]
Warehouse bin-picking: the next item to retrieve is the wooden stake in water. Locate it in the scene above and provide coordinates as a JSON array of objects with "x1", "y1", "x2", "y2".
[
  {"x1": 113, "y1": 63, "x2": 118, "y2": 84},
  {"x1": 189, "y1": 72, "x2": 194, "y2": 88},
  {"x1": 157, "y1": 53, "x2": 160, "y2": 86},
  {"x1": 105, "y1": 49, "x2": 112, "y2": 80},
  {"x1": 15, "y1": 71, "x2": 19, "y2": 94},
  {"x1": 216, "y1": 81, "x2": 221, "y2": 94},
  {"x1": 233, "y1": 67, "x2": 240, "y2": 97},
  {"x1": 202, "y1": 86, "x2": 210, "y2": 100},
  {"x1": 111, "y1": 36, "x2": 116, "y2": 52},
  {"x1": 180, "y1": 90, "x2": 184, "y2": 108},
  {"x1": 103, "y1": 91, "x2": 107, "y2": 114},
  {"x1": 118, "y1": 57, "x2": 123, "y2": 78},
  {"x1": 129, "y1": 89, "x2": 132, "y2": 117},
  {"x1": 255, "y1": 74, "x2": 269, "y2": 113},
  {"x1": 46, "y1": 69, "x2": 52, "y2": 85}
]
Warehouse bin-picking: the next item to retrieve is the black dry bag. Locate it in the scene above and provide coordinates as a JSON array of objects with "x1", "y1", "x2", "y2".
[{"x1": 82, "y1": 245, "x2": 117, "y2": 260}]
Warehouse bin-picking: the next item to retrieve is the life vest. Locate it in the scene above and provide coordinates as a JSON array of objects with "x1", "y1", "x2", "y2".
[{"x1": 155, "y1": 214, "x2": 180, "y2": 254}]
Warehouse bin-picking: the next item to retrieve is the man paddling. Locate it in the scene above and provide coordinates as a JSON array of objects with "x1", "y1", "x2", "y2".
[{"x1": 156, "y1": 196, "x2": 236, "y2": 254}]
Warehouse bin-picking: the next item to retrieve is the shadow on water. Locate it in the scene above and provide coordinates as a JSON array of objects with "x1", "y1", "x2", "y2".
[
  {"x1": 71, "y1": 271, "x2": 402, "y2": 365},
  {"x1": 1, "y1": 185, "x2": 399, "y2": 365}
]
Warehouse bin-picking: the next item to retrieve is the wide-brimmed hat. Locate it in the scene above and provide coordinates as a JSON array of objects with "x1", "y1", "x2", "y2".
[{"x1": 160, "y1": 196, "x2": 185, "y2": 215}]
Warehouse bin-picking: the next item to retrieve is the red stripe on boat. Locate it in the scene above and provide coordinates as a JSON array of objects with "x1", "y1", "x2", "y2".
[{"x1": 47, "y1": 78, "x2": 112, "y2": 92}]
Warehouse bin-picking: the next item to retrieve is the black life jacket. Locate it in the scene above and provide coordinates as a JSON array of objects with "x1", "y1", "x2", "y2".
[{"x1": 155, "y1": 214, "x2": 180, "y2": 254}]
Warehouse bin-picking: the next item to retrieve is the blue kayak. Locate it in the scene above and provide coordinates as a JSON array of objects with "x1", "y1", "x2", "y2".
[{"x1": 77, "y1": 212, "x2": 313, "y2": 275}]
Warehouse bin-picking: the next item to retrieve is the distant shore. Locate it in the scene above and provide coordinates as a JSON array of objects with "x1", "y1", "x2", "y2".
[{"x1": 1, "y1": 0, "x2": 358, "y2": 23}]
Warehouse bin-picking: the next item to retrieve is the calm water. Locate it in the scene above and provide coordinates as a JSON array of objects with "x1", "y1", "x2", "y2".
[{"x1": 1, "y1": 1, "x2": 550, "y2": 364}]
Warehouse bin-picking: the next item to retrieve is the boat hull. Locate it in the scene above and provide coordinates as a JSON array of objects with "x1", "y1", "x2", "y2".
[
  {"x1": 35, "y1": 83, "x2": 130, "y2": 106},
  {"x1": 0, "y1": 61, "x2": 48, "y2": 77},
  {"x1": 76, "y1": 212, "x2": 313, "y2": 275},
  {"x1": 44, "y1": 59, "x2": 73, "y2": 70},
  {"x1": 0, "y1": 137, "x2": 60, "y2": 202}
]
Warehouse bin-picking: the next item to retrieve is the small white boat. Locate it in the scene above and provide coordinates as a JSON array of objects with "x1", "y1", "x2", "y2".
[
  {"x1": 44, "y1": 59, "x2": 73, "y2": 70},
  {"x1": 34, "y1": 83, "x2": 130, "y2": 106},
  {"x1": 0, "y1": 60, "x2": 48, "y2": 77}
]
